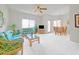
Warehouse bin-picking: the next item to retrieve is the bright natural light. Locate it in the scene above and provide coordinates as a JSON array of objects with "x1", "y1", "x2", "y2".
[
  {"x1": 53, "y1": 20, "x2": 61, "y2": 27},
  {"x1": 22, "y1": 19, "x2": 35, "y2": 28},
  {"x1": 53, "y1": 21, "x2": 57, "y2": 27},
  {"x1": 48, "y1": 20, "x2": 51, "y2": 32},
  {"x1": 57, "y1": 20, "x2": 61, "y2": 27}
]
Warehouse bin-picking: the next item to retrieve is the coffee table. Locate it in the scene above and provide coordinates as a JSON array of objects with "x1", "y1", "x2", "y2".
[{"x1": 26, "y1": 34, "x2": 40, "y2": 47}]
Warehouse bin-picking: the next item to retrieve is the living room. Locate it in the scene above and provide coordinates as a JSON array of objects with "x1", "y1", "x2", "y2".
[{"x1": 0, "y1": 4, "x2": 79, "y2": 55}]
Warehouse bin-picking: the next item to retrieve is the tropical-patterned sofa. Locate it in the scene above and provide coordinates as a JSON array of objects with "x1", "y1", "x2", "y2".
[{"x1": 0, "y1": 30, "x2": 23, "y2": 55}]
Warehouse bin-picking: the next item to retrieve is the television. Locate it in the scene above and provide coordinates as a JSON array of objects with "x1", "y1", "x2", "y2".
[{"x1": 39, "y1": 25, "x2": 44, "y2": 29}]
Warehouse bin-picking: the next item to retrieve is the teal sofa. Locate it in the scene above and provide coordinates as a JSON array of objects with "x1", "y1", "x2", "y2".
[{"x1": 22, "y1": 27, "x2": 36, "y2": 35}]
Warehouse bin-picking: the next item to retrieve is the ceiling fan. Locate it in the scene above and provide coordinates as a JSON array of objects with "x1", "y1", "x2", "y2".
[{"x1": 34, "y1": 5, "x2": 47, "y2": 14}]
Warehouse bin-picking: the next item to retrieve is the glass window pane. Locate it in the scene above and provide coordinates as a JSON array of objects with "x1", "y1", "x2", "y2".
[
  {"x1": 29, "y1": 20, "x2": 35, "y2": 28},
  {"x1": 22, "y1": 19, "x2": 35, "y2": 28},
  {"x1": 22, "y1": 19, "x2": 29, "y2": 28},
  {"x1": 48, "y1": 20, "x2": 51, "y2": 32},
  {"x1": 53, "y1": 21, "x2": 57, "y2": 27},
  {"x1": 57, "y1": 20, "x2": 61, "y2": 27}
]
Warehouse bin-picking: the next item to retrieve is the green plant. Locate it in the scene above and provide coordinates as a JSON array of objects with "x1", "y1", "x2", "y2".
[
  {"x1": 9, "y1": 24, "x2": 16, "y2": 32},
  {"x1": 9, "y1": 24, "x2": 17, "y2": 36}
]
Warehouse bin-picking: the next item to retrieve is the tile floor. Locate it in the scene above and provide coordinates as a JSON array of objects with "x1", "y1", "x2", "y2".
[{"x1": 18, "y1": 33, "x2": 79, "y2": 55}]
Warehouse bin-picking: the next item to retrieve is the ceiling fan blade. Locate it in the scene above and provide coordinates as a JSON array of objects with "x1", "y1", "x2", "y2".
[
  {"x1": 40, "y1": 10, "x2": 43, "y2": 13},
  {"x1": 40, "y1": 8, "x2": 47, "y2": 10},
  {"x1": 33, "y1": 4, "x2": 47, "y2": 14},
  {"x1": 37, "y1": 6, "x2": 40, "y2": 9}
]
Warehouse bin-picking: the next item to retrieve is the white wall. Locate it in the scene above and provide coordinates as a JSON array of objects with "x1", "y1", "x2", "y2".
[
  {"x1": 0, "y1": 5, "x2": 9, "y2": 32},
  {"x1": 42, "y1": 13, "x2": 70, "y2": 32},
  {"x1": 8, "y1": 6, "x2": 70, "y2": 33},
  {"x1": 9, "y1": 9, "x2": 51, "y2": 33},
  {"x1": 70, "y1": 5, "x2": 79, "y2": 43},
  {"x1": 9, "y1": 9, "x2": 40, "y2": 30}
]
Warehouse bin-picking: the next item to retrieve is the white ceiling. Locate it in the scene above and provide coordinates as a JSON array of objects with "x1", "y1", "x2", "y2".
[{"x1": 7, "y1": 4, "x2": 70, "y2": 16}]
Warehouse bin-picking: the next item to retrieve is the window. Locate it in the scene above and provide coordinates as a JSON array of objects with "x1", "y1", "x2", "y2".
[
  {"x1": 22, "y1": 19, "x2": 29, "y2": 28},
  {"x1": 48, "y1": 20, "x2": 51, "y2": 32},
  {"x1": 57, "y1": 20, "x2": 61, "y2": 27},
  {"x1": 53, "y1": 20, "x2": 61, "y2": 27},
  {"x1": 29, "y1": 20, "x2": 35, "y2": 28},
  {"x1": 53, "y1": 21, "x2": 57, "y2": 27},
  {"x1": 22, "y1": 19, "x2": 35, "y2": 28}
]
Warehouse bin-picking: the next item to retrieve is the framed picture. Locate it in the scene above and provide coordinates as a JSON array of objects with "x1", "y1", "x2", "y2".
[{"x1": 75, "y1": 14, "x2": 79, "y2": 28}]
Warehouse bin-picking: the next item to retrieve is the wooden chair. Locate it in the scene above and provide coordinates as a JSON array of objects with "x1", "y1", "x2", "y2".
[{"x1": 53, "y1": 26, "x2": 67, "y2": 35}]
